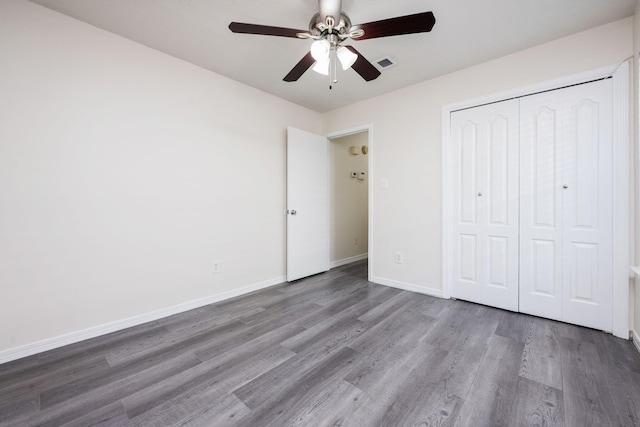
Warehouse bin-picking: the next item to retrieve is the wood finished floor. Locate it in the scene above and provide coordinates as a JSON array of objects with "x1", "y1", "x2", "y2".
[{"x1": 2, "y1": 260, "x2": 640, "y2": 426}]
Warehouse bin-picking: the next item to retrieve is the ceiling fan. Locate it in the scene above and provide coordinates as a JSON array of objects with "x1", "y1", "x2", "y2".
[{"x1": 229, "y1": 0, "x2": 436, "y2": 88}]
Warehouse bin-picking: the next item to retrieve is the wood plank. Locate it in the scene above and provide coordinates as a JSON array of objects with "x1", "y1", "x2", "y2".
[
  {"x1": 108, "y1": 308, "x2": 302, "y2": 368},
  {"x1": 519, "y1": 318, "x2": 563, "y2": 390},
  {"x1": 604, "y1": 365, "x2": 640, "y2": 426},
  {"x1": 556, "y1": 321, "x2": 595, "y2": 344},
  {"x1": 388, "y1": 381, "x2": 464, "y2": 427},
  {"x1": 348, "y1": 298, "x2": 437, "y2": 355},
  {"x1": 122, "y1": 344, "x2": 294, "y2": 420},
  {"x1": 562, "y1": 353, "x2": 619, "y2": 426},
  {"x1": 0, "y1": 355, "x2": 110, "y2": 396},
  {"x1": 344, "y1": 340, "x2": 450, "y2": 426},
  {"x1": 38, "y1": 321, "x2": 236, "y2": 408},
  {"x1": 419, "y1": 294, "x2": 455, "y2": 318},
  {"x1": 356, "y1": 291, "x2": 414, "y2": 323},
  {"x1": 35, "y1": 322, "x2": 172, "y2": 366},
  {"x1": 172, "y1": 394, "x2": 250, "y2": 427},
  {"x1": 456, "y1": 335, "x2": 524, "y2": 426},
  {"x1": 193, "y1": 322, "x2": 305, "y2": 363},
  {"x1": 103, "y1": 319, "x2": 246, "y2": 367},
  {"x1": 559, "y1": 336, "x2": 601, "y2": 365},
  {"x1": 494, "y1": 310, "x2": 532, "y2": 343},
  {"x1": 0, "y1": 353, "x2": 110, "y2": 394},
  {"x1": 311, "y1": 276, "x2": 372, "y2": 307},
  {"x1": 511, "y1": 377, "x2": 564, "y2": 426},
  {"x1": 61, "y1": 401, "x2": 132, "y2": 427},
  {"x1": 194, "y1": 324, "x2": 305, "y2": 365},
  {"x1": 235, "y1": 319, "x2": 367, "y2": 410},
  {"x1": 32, "y1": 351, "x2": 201, "y2": 426},
  {"x1": 415, "y1": 310, "x2": 502, "y2": 400},
  {"x1": 131, "y1": 388, "x2": 249, "y2": 427},
  {"x1": 592, "y1": 331, "x2": 640, "y2": 373},
  {"x1": 343, "y1": 315, "x2": 438, "y2": 393},
  {"x1": 422, "y1": 299, "x2": 479, "y2": 350},
  {"x1": 0, "y1": 386, "x2": 39, "y2": 426},
  {"x1": 315, "y1": 389, "x2": 380, "y2": 427},
  {"x1": 281, "y1": 312, "x2": 370, "y2": 354},
  {"x1": 234, "y1": 296, "x2": 324, "y2": 328},
  {"x1": 276, "y1": 380, "x2": 363, "y2": 427},
  {"x1": 163, "y1": 305, "x2": 266, "y2": 335},
  {"x1": 294, "y1": 284, "x2": 396, "y2": 329},
  {"x1": 232, "y1": 347, "x2": 360, "y2": 426}
]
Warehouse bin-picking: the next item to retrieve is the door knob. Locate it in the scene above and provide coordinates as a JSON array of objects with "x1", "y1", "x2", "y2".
[
  {"x1": 290, "y1": 210, "x2": 297, "y2": 215},
  {"x1": 563, "y1": 185, "x2": 568, "y2": 189},
  {"x1": 477, "y1": 192, "x2": 482, "y2": 197}
]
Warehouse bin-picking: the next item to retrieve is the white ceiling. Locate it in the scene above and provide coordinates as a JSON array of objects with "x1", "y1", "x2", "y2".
[{"x1": 29, "y1": 0, "x2": 636, "y2": 112}]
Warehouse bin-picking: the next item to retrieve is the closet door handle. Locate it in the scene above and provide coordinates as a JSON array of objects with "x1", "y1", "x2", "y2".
[
  {"x1": 563, "y1": 185, "x2": 568, "y2": 189},
  {"x1": 477, "y1": 192, "x2": 482, "y2": 197}
]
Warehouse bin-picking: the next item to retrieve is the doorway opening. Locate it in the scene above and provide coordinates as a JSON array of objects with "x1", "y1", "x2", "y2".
[{"x1": 328, "y1": 128, "x2": 371, "y2": 280}]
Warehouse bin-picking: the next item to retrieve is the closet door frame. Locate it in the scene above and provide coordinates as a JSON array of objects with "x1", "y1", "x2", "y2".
[{"x1": 442, "y1": 61, "x2": 630, "y2": 339}]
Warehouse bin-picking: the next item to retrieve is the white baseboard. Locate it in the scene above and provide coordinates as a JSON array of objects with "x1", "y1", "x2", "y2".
[
  {"x1": 633, "y1": 330, "x2": 640, "y2": 355},
  {"x1": 371, "y1": 276, "x2": 443, "y2": 299},
  {"x1": 330, "y1": 253, "x2": 368, "y2": 269},
  {"x1": 0, "y1": 276, "x2": 286, "y2": 365}
]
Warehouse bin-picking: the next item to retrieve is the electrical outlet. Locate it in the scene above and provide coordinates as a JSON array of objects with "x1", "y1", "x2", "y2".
[
  {"x1": 212, "y1": 261, "x2": 220, "y2": 274},
  {"x1": 354, "y1": 237, "x2": 358, "y2": 246},
  {"x1": 394, "y1": 252, "x2": 404, "y2": 264}
]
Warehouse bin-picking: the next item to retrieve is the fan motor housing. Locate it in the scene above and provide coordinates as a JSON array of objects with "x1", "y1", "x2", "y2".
[{"x1": 309, "y1": 12, "x2": 352, "y2": 37}]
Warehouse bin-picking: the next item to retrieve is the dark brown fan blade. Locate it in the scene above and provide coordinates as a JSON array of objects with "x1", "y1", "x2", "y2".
[
  {"x1": 229, "y1": 22, "x2": 306, "y2": 38},
  {"x1": 345, "y1": 46, "x2": 381, "y2": 81},
  {"x1": 351, "y1": 11, "x2": 435, "y2": 40},
  {"x1": 283, "y1": 52, "x2": 315, "y2": 82}
]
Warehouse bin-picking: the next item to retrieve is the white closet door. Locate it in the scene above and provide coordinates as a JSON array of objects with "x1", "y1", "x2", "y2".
[
  {"x1": 520, "y1": 80, "x2": 613, "y2": 331},
  {"x1": 519, "y1": 91, "x2": 565, "y2": 321},
  {"x1": 561, "y1": 80, "x2": 613, "y2": 331},
  {"x1": 451, "y1": 112, "x2": 482, "y2": 304},
  {"x1": 451, "y1": 100, "x2": 519, "y2": 311}
]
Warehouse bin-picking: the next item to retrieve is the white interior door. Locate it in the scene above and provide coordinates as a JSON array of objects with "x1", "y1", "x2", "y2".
[
  {"x1": 287, "y1": 127, "x2": 330, "y2": 282},
  {"x1": 520, "y1": 80, "x2": 613, "y2": 331},
  {"x1": 561, "y1": 80, "x2": 613, "y2": 331},
  {"x1": 519, "y1": 90, "x2": 565, "y2": 321},
  {"x1": 450, "y1": 111, "x2": 482, "y2": 304},
  {"x1": 450, "y1": 99, "x2": 519, "y2": 311}
]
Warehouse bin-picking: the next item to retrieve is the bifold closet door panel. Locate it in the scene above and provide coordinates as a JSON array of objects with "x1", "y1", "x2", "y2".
[
  {"x1": 519, "y1": 90, "x2": 564, "y2": 321},
  {"x1": 519, "y1": 79, "x2": 613, "y2": 331},
  {"x1": 450, "y1": 99, "x2": 519, "y2": 311},
  {"x1": 560, "y1": 80, "x2": 613, "y2": 331}
]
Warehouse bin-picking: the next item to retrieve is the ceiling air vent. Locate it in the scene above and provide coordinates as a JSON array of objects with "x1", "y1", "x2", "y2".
[{"x1": 374, "y1": 56, "x2": 397, "y2": 71}]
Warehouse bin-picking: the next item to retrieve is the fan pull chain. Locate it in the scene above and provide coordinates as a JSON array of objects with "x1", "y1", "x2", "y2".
[{"x1": 329, "y1": 48, "x2": 337, "y2": 89}]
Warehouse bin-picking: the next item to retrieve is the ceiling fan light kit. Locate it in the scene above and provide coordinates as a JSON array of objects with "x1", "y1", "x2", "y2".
[
  {"x1": 311, "y1": 42, "x2": 357, "y2": 81},
  {"x1": 229, "y1": 0, "x2": 435, "y2": 88},
  {"x1": 312, "y1": 59, "x2": 329, "y2": 76},
  {"x1": 337, "y1": 46, "x2": 357, "y2": 70},
  {"x1": 310, "y1": 39, "x2": 331, "y2": 61}
]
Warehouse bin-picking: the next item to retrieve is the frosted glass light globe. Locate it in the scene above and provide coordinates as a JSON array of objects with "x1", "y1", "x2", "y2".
[{"x1": 310, "y1": 39, "x2": 331, "y2": 62}]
